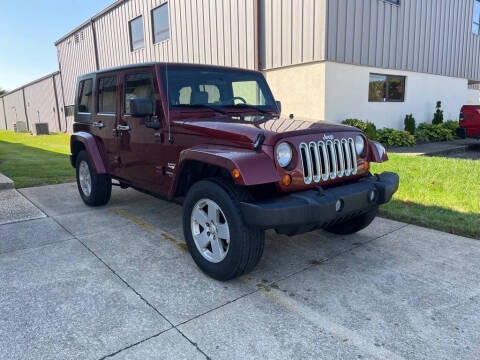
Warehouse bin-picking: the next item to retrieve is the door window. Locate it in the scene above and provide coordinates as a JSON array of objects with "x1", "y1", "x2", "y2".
[
  {"x1": 98, "y1": 76, "x2": 118, "y2": 114},
  {"x1": 124, "y1": 73, "x2": 156, "y2": 115},
  {"x1": 78, "y1": 79, "x2": 93, "y2": 113}
]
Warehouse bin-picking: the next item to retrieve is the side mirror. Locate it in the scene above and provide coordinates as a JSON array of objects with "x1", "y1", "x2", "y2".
[
  {"x1": 275, "y1": 100, "x2": 282, "y2": 114},
  {"x1": 129, "y1": 98, "x2": 153, "y2": 117}
]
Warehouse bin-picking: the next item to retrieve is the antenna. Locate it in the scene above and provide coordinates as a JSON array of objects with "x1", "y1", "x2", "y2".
[{"x1": 165, "y1": 61, "x2": 173, "y2": 144}]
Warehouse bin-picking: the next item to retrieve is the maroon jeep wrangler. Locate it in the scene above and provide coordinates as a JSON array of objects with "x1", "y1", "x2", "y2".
[{"x1": 70, "y1": 62, "x2": 399, "y2": 280}]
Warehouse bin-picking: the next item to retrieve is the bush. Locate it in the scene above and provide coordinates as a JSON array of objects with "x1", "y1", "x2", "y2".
[
  {"x1": 416, "y1": 123, "x2": 454, "y2": 142},
  {"x1": 432, "y1": 101, "x2": 444, "y2": 124},
  {"x1": 404, "y1": 114, "x2": 416, "y2": 135},
  {"x1": 341, "y1": 119, "x2": 377, "y2": 140},
  {"x1": 443, "y1": 120, "x2": 459, "y2": 134},
  {"x1": 376, "y1": 128, "x2": 416, "y2": 147}
]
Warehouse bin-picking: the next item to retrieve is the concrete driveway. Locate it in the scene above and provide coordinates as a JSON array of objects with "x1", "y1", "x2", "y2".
[{"x1": 1, "y1": 183, "x2": 479, "y2": 360}]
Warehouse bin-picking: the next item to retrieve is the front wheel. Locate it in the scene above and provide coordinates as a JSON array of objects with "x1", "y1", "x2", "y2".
[
  {"x1": 76, "y1": 150, "x2": 112, "y2": 207},
  {"x1": 323, "y1": 207, "x2": 378, "y2": 235},
  {"x1": 182, "y1": 179, "x2": 264, "y2": 281}
]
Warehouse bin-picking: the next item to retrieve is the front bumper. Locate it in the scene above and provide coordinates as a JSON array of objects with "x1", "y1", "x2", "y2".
[{"x1": 240, "y1": 172, "x2": 399, "y2": 233}]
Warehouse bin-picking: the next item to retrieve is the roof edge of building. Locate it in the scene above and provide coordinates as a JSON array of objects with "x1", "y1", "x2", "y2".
[
  {"x1": 0, "y1": 71, "x2": 60, "y2": 99},
  {"x1": 54, "y1": 0, "x2": 128, "y2": 46}
]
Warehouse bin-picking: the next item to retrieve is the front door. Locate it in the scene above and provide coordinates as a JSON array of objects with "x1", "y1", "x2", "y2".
[{"x1": 117, "y1": 69, "x2": 164, "y2": 191}]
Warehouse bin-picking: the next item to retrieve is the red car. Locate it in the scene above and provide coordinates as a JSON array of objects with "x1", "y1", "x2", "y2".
[
  {"x1": 458, "y1": 105, "x2": 480, "y2": 138},
  {"x1": 70, "y1": 63, "x2": 399, "y2": 280}
]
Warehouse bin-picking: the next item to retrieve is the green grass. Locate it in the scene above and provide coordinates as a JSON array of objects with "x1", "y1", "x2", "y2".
[
  {"x1": 372, "y1": 154, "x2": 480, "y2": 239},
  {"x1": 0, "y1": 131, "x2": 74, "y2": 188}
]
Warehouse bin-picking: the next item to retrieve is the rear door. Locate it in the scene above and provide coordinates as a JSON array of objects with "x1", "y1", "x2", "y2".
[
  {"x1": 117, "y1": 68, "x2": 165, "y2": 190},
  {"x1": 91, "y1": 74, "x2": 121, "y2": 176}
]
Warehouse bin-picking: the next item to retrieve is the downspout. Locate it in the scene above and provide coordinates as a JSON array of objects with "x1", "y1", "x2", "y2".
[
  {"x1": 1, "y1": 97, "x2": 7, "y2": 130},
  {"x1": 56, "y1": 47, "x2": 68, "y2": 132},
  {"x1": 91, "y1": 19, "x2": 100, "y2": 71},
  {"x1": 52, "y1": 74, "x2": 62, "y2": 132},
  {"x1": 253, "y1": 0, "x2": 260, "y2": 71},
  {"x1": 22, "y1": 88, "x2": 30, "y2": 131}
]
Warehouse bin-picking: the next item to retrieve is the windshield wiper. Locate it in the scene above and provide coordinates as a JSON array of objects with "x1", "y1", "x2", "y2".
[
  {"x1": 231, "y1": 103, "x2": 270, "y2": 115},
  {"x1": 182, "y1": 104, "x2": 227, "y2": 115}
]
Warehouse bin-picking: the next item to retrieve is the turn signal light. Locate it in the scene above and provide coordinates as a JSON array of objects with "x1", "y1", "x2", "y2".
[
  {"x1": 231, "y1": 168, "x2": 241, "y2": 179},
  {"x1": 282, "y1": 174, "x2": 292, "y2": 186},
  {"x1": 364, "y1": 161, "x2": 370, "y2": 171}
]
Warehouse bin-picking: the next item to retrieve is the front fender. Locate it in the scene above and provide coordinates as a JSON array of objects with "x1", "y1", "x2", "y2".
[
  {"x1": 70, "y1": 132, "x2": 107, "y2": 173},
  {"x1": 169, "y1": 145, "x2": 280, "y2": 198},
  {"x1": 367, "y1": 140, "x2": 389, "y2": 163}
]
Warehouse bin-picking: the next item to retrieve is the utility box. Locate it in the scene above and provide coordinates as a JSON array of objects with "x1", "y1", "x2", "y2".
[
  {"x1": 13, "y1": 121, "x2": 28, "y2": 133},
  {"x1": 33, "y1": 123, "x2": 50, "y2": 135}
]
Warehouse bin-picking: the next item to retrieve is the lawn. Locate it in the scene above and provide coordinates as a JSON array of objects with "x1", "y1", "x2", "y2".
[
  {"x1": 0, "y1": 131, "x2": 74, "y2": 188},
  {"x1": 372, "y1": 154, "x2": 480, "y2": 239}
]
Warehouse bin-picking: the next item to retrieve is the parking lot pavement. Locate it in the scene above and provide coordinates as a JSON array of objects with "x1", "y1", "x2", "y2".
[{"x1": 0, "y1": 182, "x2": 478, "y2": 359}]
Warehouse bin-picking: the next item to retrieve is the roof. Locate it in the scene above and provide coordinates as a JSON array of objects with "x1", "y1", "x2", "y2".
[
  {"x1": 0, "y1": 71, "x2": 60, "y2": 99},
  {"x1": 54, "y1": 0, "x2": 127, "y2": 46}
]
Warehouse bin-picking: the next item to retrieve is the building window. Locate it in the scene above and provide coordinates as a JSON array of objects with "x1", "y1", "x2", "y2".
[
  {"x1": 124, "y1": 73, "x2": 156, "y2": 115},
  {"x1": 98, "y1": 76, "x2": 118, "y2": 114},
  {"x1": 474, "y1": 0, "x2": 480, "y2": 35},
  {"x1": 369, "y1": 74, "x2": 406, "y2": 102},
  {"x1": 384, "y1": 0, "x2": 400, "y2": 4},
  {"x1": 129, "y1": 16, "x2": 145, "y2": 51},
  {"x1": 65, "y1": 105, "x2": 75, "y2": 117},
  {"x1": 468, "y1": 80, "x2": 480, "y2": 90},
  {"x1": 78, "y1": 79, "x2": 93, "y2": 113},
  {"x1": 152, "y1": 3, "x2": 170, "y2": 43}
]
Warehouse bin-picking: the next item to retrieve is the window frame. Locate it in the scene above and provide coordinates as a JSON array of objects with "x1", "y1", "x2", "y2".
[
  {"x1": 473, "y1": 0, "x2": 480, "y2": 35},
  {"x1": 151, "y1": 3, "x2": 170, "y2": 44},
  {"x1": 368, "y1": 73, "x2": 406, "y2": 103},
  {"x1": 382, "y1": 0, "x2": 400, "y2": 5},
  {"x1": 97, "y1": 76, "x2": 119, "y2": 115},
  {"x1": 129, "y1": 15, "x2": 145, "y2": 52}
]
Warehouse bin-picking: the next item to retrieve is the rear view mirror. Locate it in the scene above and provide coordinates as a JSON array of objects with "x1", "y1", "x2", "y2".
[
  {"x1": 129, "y1": 98, "x2": 153, "y2": 117},
  {"x1": 275, "y1": 100, "x2": 282, "y2": 114}
]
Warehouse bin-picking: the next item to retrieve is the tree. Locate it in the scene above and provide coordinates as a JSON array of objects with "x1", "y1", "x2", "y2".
[
  {"x1": 0, "y1": 87, "x2": 7, "y2": 96},
  {"x1": 432, "y1": 101, "x2": 444, "y2": 125}
]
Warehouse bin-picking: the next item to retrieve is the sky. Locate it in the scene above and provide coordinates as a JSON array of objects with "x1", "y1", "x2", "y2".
[{"x1": 0, "y1": 0, "x2": 114, "y2": 92}]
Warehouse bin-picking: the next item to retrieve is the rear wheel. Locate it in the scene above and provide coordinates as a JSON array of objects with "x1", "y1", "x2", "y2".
[
  {"x1": 323, "y1": 207, "x2": 378, "y2": 235},
  {"x1": 76, "y1": 150, "x2": 112, "y2": 207},
  {"x1": 183, "y1": 178, "x2": 264, "y2": 281}
]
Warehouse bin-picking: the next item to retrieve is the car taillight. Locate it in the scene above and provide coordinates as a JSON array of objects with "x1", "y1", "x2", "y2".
[{"x1": 459, "y1": 112, "x2": 464, "y2": 122}]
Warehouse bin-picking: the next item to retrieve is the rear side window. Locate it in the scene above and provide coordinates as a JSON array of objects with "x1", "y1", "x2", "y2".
[
  {"x1": 98, "y1": 77, "x2": 118, "y2": 114},
  {"x1": 124, "y1": 73, "x2": 156, "y2": 115},
  {"x1": 78, "y1": 79, "x2": 93, "y2": 113}
]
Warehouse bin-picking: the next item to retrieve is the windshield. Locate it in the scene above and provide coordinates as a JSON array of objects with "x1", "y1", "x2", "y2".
[{"x1": 161, "y1": 66, "x2": 277, "y2": 113}]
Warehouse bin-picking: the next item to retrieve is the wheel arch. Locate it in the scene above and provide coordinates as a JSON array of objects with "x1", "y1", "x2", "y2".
[{"x1": 70, "y1": 132, "x2": 107, "y2": 174}]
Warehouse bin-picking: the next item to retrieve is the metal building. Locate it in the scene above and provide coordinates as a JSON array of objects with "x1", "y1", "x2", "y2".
[{"x1": 2, "y1": 0, "x2": 480, "y2": 132}]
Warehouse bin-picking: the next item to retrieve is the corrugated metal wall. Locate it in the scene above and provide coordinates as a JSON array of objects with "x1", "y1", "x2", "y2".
[
  {"x1": 57, "y1": 0, "x2": 257, "y2": 108},
  {"x1": 259, "y1": 0, "x2": 327, "y2": 70},
  {"x1": 24, "y1": 77, "x2": 61, "y2": 133},
  {"x1": 56, "y1": 24, "x2": 97, "y2": 106},
  {"x1": 0, "y1": 97, "x2": 6, "y2": 130},
  {"x1": 326, "y1": 0, "x2": 480, "y2": 81},
  {"x1": 53, "y1": 73, "x2": 66, "y2": 132},
  {"x1": 3, "y1": 90, "x2": 28, "y2": 131}
]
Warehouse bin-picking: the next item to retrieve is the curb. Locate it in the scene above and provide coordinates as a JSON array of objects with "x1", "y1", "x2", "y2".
[{"x1": 0, "y1": 173, "x2": 14, "y2": 190}]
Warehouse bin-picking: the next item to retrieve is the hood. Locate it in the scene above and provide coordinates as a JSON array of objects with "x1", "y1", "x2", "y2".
[{"x1": 173, "y1": 114, "x2": 360, "y2": 146}]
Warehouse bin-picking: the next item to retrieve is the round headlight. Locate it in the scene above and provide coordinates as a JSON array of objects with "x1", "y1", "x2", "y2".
[
  {"x1": 276, "y1": 142, "x2": 293, "y2": 168},
  {"x1": 375, "y1": 142, "x2": 386, "y2": 158},
  {"x1": 355, "y1": 135, "x2": 365, "y2": 155}
]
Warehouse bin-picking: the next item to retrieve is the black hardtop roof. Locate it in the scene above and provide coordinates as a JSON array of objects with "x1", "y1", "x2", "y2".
[{"x1": 78, "y1": 62, "x2": 260, "y2": 81}]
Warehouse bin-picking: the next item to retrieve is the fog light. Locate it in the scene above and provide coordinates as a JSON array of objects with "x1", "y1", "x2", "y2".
[
  {"x1": 335, "y1": 199, "x2": 344, "y2": 213},
  {"x1": 231, "y1": 169, "x2": 241, "y2": 179},
  {"x1": 368, "y1": 190, "x2": 377, "y2": 203}
]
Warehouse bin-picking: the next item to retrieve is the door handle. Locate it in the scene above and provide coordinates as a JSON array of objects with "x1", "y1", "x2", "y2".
[
  {"x1": 92, "y1": 122, "x2": 104, "y2": 128},
  {"x1": 116, "y1": 125, "x2": 131, "y2": 131}
]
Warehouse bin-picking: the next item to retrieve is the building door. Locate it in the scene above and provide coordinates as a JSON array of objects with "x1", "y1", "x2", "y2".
[{"x1": 117, "y1": 69, "x2": 165, "y2": 191}]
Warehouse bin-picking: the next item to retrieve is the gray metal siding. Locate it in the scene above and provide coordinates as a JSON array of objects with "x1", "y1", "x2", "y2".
[
  {"x1": 57, "y1": 0, "x2": 257, "y2": 111},
  {"x1": 0, "y1": 97, "x2": 6, "y2": 130},
  {"x1": 53, "y1": 73, "x2": 66, "y2": 132},
  {"x1": 24, "y1": 76, "x2": 61, "y2": 133},
  {"x1": 260, "y1": 0, "x2": 328, "y2": 70},
  {"x1": 3, "y1": 90, "x2": 28, "y2": 131},
  {"x1": 326, "y1": 0, "x2": 480, "y2": 81}
]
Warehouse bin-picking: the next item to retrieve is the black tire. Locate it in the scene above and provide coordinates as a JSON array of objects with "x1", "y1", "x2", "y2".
[
  {"x1": 75, "y1": 150, "x2": 112, "y2": 207},
  {"x1": 182, "y1": 178, "x2": 265, "y2": 281},
  {"x1": 323, "y1": 207, "x2": 378, "y2": 235}
]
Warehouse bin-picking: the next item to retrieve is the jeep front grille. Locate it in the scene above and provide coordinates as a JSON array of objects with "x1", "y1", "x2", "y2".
[{"x1": 299, "y1": 138, "x2": 357, "y2": 184}]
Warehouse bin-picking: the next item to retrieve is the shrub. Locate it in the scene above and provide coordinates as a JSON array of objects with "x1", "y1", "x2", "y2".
[
  {"x1": 404, "y1": 114, "x2": 416, "y2": 135},
  {"x1": 341, "y1": 119, "x2": 377, "y2": 140},
  {"x1": 376, "y1": 128, "x2": 416, "y2": 147},
  {"x1": 416, "y1": 123, "x2": 454, "y2": 142},
  {"x1": 432, "y1": 101, "x2": 444, "y2": 124},
  {"x1": 443, "y1": 120, "x2": 459, "y2": 135}
]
